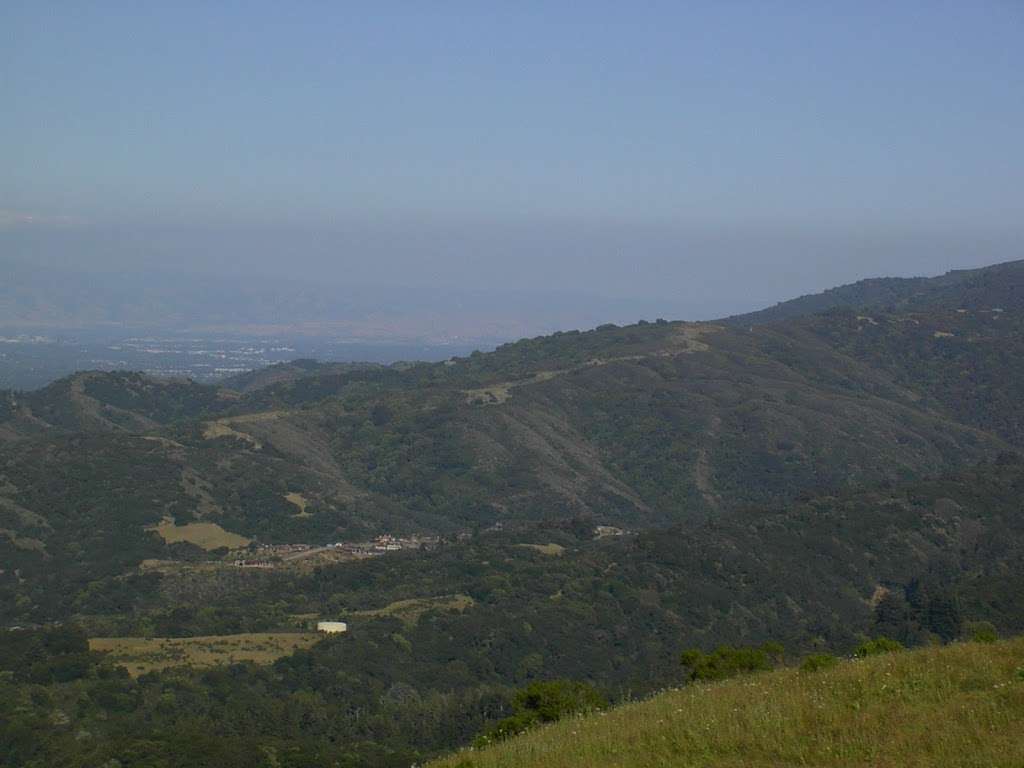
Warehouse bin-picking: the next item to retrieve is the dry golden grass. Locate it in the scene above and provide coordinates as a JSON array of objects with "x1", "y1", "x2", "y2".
[
  {"x1": 431, "y1": 638, "x2": 1024, "y2": 768},
  {"x1": 89, "y1": 633, "x2": 319, "y2": 677},
  {"x1": 222, "y1": 410, "x2": 290, "y2": 424},
  {"x1": 464, "y1": 383, "x2": 515, "y2": 405},
  {"x1": 151, "y1": 519, "x2": 250, "y2": 550},
  {"x1": 465, "y1": 371, "x2": 564, "y2": 405},
  {"x1": 201, "y1": 411, "x2": 293, "y2": 448},
  {"x1": 201, "y1": 421, "x2": 263, "y2": 448},
  {"x1": 515, "y1": 543, "x2": 565, "y2": 556},
  {"x1": 666, "y1": 323, "x2": 715, "y2": 353},
  {"x1": 284, "y1": 491, "x2": 312, "y2": 517}
]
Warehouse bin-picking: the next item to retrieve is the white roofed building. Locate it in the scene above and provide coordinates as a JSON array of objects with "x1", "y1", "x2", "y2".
[{"x1": 316, "y1": 621, "x2": 348, "y2": 634}]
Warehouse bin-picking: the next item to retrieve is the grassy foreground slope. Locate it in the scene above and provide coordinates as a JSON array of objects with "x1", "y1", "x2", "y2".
[{"x1": 432, "y1": 638, "x2": 1024, "y2": 768}]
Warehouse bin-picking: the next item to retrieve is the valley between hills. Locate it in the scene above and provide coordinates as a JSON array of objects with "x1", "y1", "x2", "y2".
[{"x1": 3, "y1": 260, "x2": 1024, "y2": 767}]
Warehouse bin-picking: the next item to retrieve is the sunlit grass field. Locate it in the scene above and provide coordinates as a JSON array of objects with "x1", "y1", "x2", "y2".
[
  {"x1": 89, "y1": 632, "x2": 319, "y2": 676},
  {"x1": 150, "y1": 519, "x2": 251, "y2": 550},
  {"x1": 431, "y1": 637, "x2": 1024, "y2": 768}
]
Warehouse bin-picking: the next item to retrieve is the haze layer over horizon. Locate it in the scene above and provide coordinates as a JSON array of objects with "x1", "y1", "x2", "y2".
[{"x1": 3, "y1": 2, "x2": 1022, "y2": 325}]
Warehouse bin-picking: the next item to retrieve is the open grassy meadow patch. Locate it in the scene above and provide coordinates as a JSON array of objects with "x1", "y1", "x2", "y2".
[
  {"x1": 89, "y1": 633, "x2": 319, "y2": 676},
  {"x1": 284, "y1": 491, "x2": 312, "y2": 516},
  {"x1": 150, "y1": 519, "x2": 251, "y2": 550},
  {"x1": 515, "y1": 542, "x2": 565, "y2": 556},
  {"x1": 201, "y1": 420, "x2": 263, "y2": 448}
]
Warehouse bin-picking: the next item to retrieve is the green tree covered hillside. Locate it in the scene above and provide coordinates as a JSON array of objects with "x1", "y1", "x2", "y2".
[{"x1": 5, "y1": 262, "x2": 1024, "y2": 624}]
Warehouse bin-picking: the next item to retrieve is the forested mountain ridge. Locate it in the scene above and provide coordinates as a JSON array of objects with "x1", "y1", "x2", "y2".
[
  {"x1": 3, "y1": 261, "x2": 1024, "y2": 626},
  {"x1": 726, "y1": 258, "x2": 1024, "y2": 325},
  {"x1": 4, "y1": 260, "x2": 1024, "y2": 767},
  {"x1": 4, "y1": 458, "x2": 1024, "y2": 767},
  {"x1": 218, "y1": 359, "x2": 386, "y2": 393},
  {"x1": 0, "y1": 370, "x2": 228, "y2": 437}
]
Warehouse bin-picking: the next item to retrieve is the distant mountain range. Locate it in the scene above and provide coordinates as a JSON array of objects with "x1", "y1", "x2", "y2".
[
  {"x1": 6, "y1": 258, "x2": 1024, "y2": 768},
  {"x1": 725, "y1": 258, "x2": 1024, "y2": 325},
  {"x1": 3, "y1": 258, "x2": 1023, "y2": 625}
]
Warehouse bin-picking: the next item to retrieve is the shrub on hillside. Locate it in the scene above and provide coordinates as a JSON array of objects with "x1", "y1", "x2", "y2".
[
  {"x1": 965, "y1": 621, "x2": 999, "y2": 644},
  {"x1": 474, "y1": 680, "x2": 606, "y2": 745},
  {"x1": 760, "y1": 641, "x2": 786, "y2": 663},
  {"x1": 800, "y1": 654, "x2": 840, "y2": 673},
  {"x1": 680, "y1": 644, "x2": 777, "y2": 682},
  {"x1": 853, "y1": 637, "x2": 904, "y2": 658}
]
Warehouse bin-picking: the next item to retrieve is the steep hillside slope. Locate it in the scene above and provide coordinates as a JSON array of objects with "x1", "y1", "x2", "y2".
[
  {"x1": 727, "y1": 258, "x2": 1024, "y2": 325},
  {"x1": 6, "y1": 460, "x2": 1024, "y2": 767},
  {"x1": 431, "y1": 638, "x2": 1024, "y2": 768},
  {"x1": 0, "y1": 370, "x2": 231, "y2": 438},
  {"x1": 791, "y1": 304, "x2": 1024, "y2": 444},
  {"x1": 3, "y1": 260, "x2": 1024, "y2": 626},
  {"x1": 219, "y1": 359, "x2": 385, "y2": 393},
  {"x1": 8, "y1": 457, "x2": 1024, "y2": 681},
  {"x1": 0, "y1": 320, "x2": 1011, "y2": 614}
]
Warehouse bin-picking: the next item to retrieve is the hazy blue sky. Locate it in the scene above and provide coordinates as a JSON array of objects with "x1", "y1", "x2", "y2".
[{"x1": 2, "y1": 2, "x2": 1022, "y2": 318}]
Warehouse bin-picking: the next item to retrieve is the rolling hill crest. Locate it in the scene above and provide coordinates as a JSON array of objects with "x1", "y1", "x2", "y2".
[{"x1": 1, "y1": 260, "x2": 1023, "y2": 620}]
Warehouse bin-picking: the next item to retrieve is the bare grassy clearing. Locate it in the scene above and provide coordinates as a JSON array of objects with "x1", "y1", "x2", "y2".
[
  {"x1": 150, "y1": 519, "x2": 250, "y2": 550},
  {"x1": 89, "y1": 632, "x2": 320, "y2": 676},
  {"x1": 516, "y1": 543, "x2": 565, "y2": 556}
]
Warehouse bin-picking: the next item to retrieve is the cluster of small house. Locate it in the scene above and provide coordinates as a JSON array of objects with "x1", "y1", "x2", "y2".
[
  {"x1": 330, "y1": 533, "x2": 439, "y2": 556},
  {"x1": 231, "y1": 558, "x2": 274, "y2": 569},
  {"x1": 254, "y1": 542, "x2": 312, "y2": 555},
  {"x1": 229, "y1": 534, "x2": 440, "y2": 568}
]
